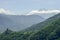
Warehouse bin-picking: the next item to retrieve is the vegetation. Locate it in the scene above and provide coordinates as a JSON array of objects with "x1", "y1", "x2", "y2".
[{"x1": 0, "y1": 14, "x2": 60, "y2": 40}]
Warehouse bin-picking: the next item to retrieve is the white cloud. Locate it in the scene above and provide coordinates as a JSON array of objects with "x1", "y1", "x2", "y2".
[
  {"x1": 0, "y1": 8, "x2": 16, "y2": 15},
  {"x1": 0, "y1": 8, "x2": 60, "y2": 15},
  {"x1": 27, "y1": 10, "x2": 60, "y2": 15}
]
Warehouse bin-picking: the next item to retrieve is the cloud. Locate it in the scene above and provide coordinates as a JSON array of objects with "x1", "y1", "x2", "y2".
[
  {"x1": 27, "y1": 10, "x2": 60, "y2": 15},
  {"x1": 0, "y1": 8, "x2": 16, "y2": 15},
  {"x1": 0, "y1": 8, "x2": 60, "y2": 15}
]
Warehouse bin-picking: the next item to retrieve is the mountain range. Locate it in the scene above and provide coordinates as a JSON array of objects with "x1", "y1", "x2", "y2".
[
  {"x1": 0, "y1": 13, "x2": 58, "y2": 33},
  {"x1": 0, "y1": 13, "x2": 60, "y2": 40},
  {"x1": 0, "y1": 14, "x2": 44, "y2": 33}
]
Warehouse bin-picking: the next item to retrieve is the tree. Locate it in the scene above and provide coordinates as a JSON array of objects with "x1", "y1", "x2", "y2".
[{"x1": 3, "y1": 28, "x2": 12, "y2": 35}]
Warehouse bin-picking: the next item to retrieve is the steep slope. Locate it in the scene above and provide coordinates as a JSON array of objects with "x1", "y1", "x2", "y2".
[
  {"x1": 24, "y1": 13, "x2": 60, "y2": 31},
  {"x1": 29, "y1": 18, "x2": 60, "y2": 40}
]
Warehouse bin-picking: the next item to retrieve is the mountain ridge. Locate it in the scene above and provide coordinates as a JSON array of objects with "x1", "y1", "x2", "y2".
[
  {"x1": 24, "y1": 13, "x2": 60, "y2": 31},
  {"x1": 0, "y1": 14, "x2": 44, "y2": 33}
]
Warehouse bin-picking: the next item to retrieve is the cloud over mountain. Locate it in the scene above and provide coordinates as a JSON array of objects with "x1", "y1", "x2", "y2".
[
  {"x1": 27, "y1": 10, "x2": 60, "y2": 15},
  {"x1": 0, "y1": 8, "x2": 60, "y2": 15},
  {"x1": 0, "y1": 8, "x2": 16, "y2": 15}
]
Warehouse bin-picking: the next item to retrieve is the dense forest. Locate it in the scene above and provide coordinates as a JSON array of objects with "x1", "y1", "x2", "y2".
[{"x1": 0, "y1": 14, "x2": 60, "y2": 40}]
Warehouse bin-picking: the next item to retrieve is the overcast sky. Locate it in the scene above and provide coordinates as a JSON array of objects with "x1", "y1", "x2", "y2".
[{"x1": 0, "y1": 0, "x2": 60, "y2": 15}]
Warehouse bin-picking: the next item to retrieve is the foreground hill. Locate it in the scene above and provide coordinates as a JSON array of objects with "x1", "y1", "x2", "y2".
[{"x1": 0, "y1": 13, "x2": 60, "y2": 40}]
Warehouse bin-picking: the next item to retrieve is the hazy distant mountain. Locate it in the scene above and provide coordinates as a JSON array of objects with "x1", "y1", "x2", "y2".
[
  {"x1": 29, "y1": 13, "x2": 57, "y2": 19},
  {"x1": 0, "y1": 14, "x2": 44, "y2": 33},
  {"x1": 0, "y1": 12, "x2": 57, "y2": 33}
]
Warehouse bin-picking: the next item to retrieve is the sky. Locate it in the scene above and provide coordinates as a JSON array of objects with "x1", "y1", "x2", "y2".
[{"x1": 0, "y1": 0, "x2": 60, "y2": 15}]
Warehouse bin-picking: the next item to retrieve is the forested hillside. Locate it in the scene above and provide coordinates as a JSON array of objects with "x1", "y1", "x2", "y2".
[{"x1": 0, "y1": 14, "x2": 60, "y2": 40}]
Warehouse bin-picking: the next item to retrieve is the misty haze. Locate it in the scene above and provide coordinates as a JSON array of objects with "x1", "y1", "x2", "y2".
[{"x1": 0, "y1": 0, "x2": 60, "y2": 40}]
